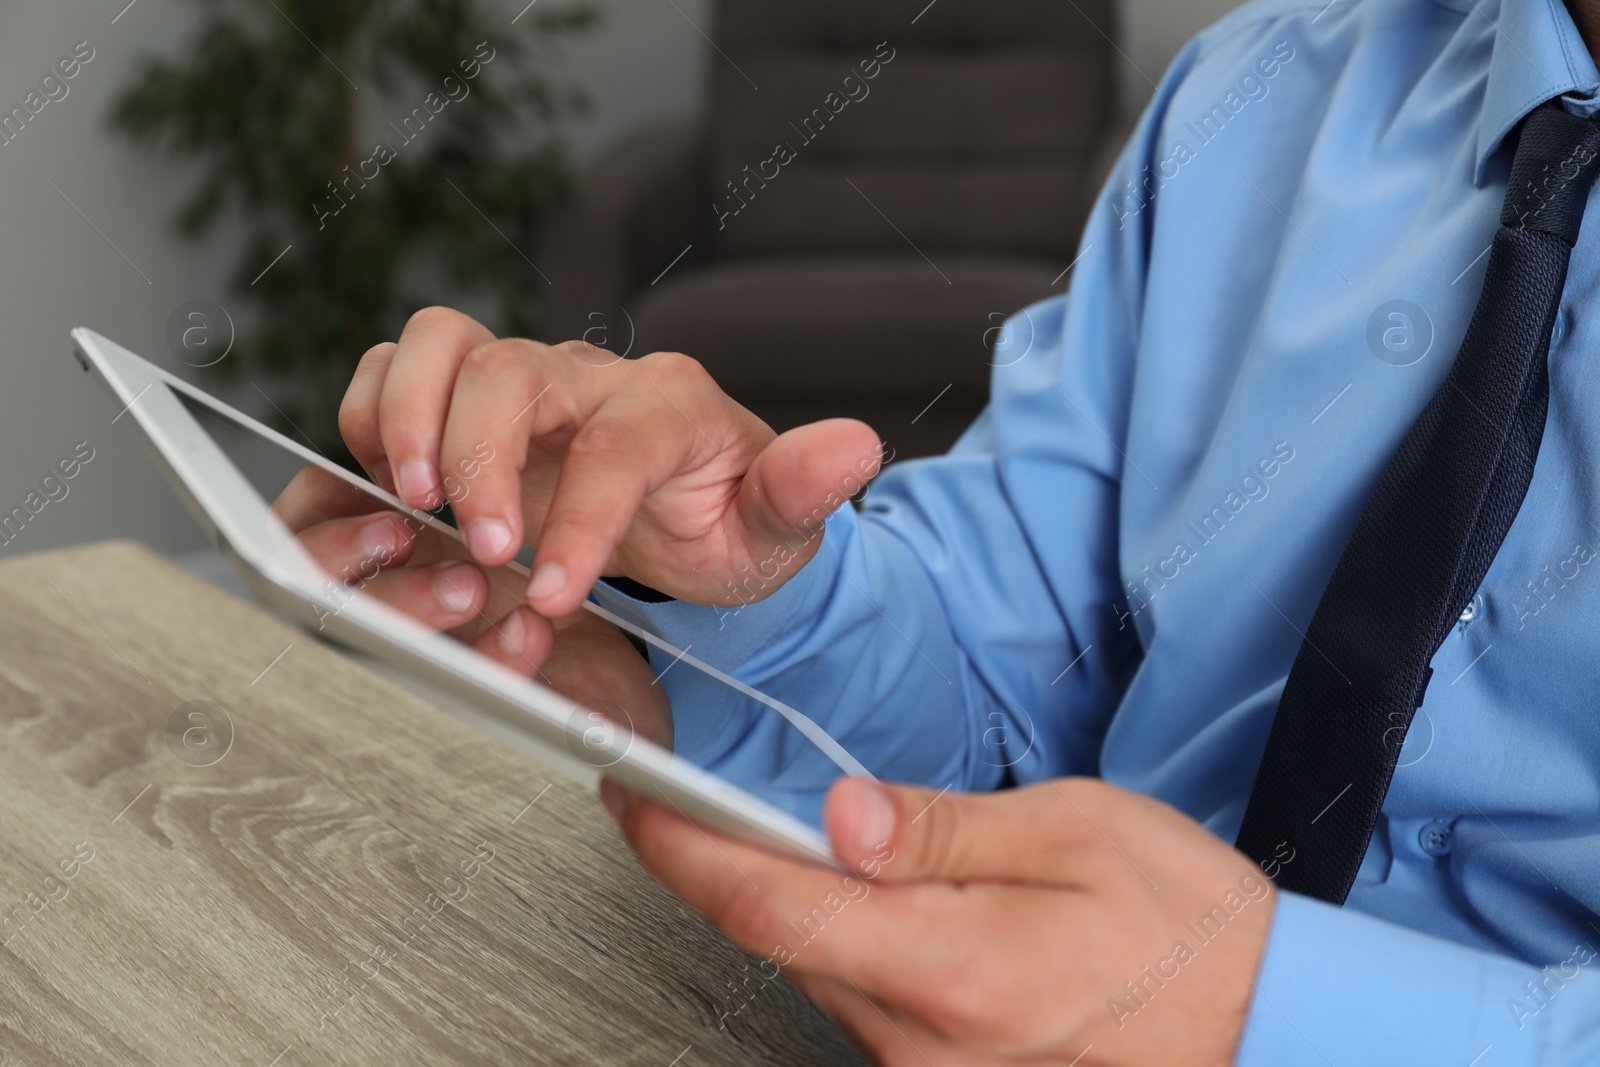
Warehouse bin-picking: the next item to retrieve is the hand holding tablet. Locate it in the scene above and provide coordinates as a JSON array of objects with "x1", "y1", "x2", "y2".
[
  {"x1": 74, "y1": 324, "x2": 872, "y2": 866},
  {"x1": 270, "y1": 461, "x2": 674, "y2": 750}
]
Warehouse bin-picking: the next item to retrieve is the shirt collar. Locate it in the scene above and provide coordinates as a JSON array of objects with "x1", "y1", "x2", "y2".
[{"x1": 1473, "y1": 0, "x2": 1600, "y2": 184}]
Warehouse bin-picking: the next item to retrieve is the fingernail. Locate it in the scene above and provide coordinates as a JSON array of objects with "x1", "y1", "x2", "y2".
[
  {"x1": 358, "y1": 517, "x2": 399, "y2": 563},
  {"x1": 373, "y1": 458, "x2": 394, "y2": 492},
  {"x1": 854, "y1": 780, "x2": 897, "y2": 854},
  {"x1": 433, "y1": 563, "x2": 480, "y2": 614},
  {"x1": 599, "y1": 779, "x2": 628, "y2": 821},
  {"x1": 527, "y1": 560, "x2": 567, "y2": 602},
  {"x1": 466, "y1": 518, "x2": 514, "y2": 561},
  {"x1": 498, "y1": 609, "x2": 526, "y2": 655},
  {"x1": 397, "y1": 458, "x2": 438, "y2": 504}
]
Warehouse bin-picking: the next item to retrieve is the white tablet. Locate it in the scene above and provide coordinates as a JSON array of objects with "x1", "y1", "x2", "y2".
[{"x1": 72, "y1": 327, "x2": 857, "y2": 867}]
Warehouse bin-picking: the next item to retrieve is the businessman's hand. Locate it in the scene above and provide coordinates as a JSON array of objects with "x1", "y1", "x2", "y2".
[
  {"x1": 610, "y1": 776, "x2": 1276, "y2": 1067},
  {"x1": 337, "y1": 306, "x2": 885, "y2": 618}
]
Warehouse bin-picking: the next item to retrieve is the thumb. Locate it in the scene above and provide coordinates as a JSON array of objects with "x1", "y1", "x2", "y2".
[
  {"x1": 736, "y1": 418, "x2": 883, "y2": 577},
  {"x1": 823, "y1": 777, "x2": 1086, "y2": 886}
]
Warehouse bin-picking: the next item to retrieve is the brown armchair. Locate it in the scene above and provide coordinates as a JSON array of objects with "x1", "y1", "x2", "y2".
[{"x1": 539, "y1": 0, "x2": 1124, "y2": 457}]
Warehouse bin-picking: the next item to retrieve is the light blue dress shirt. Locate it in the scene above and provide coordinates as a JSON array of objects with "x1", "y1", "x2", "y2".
[{"x1": 594, "y1": 0, "x2": 1600, "y2": 1061}]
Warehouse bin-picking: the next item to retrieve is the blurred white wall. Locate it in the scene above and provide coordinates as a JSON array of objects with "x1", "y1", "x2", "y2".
[{"x1": 0, "y1": 0, "x2": 1240, "y2": 561}]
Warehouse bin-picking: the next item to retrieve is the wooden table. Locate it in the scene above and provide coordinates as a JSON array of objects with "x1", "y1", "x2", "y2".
[{"x1": 0, "y1": 541, "x2": 863, "y2": 1066}]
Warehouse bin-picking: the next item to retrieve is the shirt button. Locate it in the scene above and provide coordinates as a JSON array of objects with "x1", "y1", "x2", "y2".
[
  {"x1": 1458, "y1": 593, "x2": 1483, "y2": 628},
  {"x1": 1552, "y1": 307, "x2": 1569, "y2": 346},
  {"x1": 1419, "y1": 819, "x2": 1454, "y2": 858}
]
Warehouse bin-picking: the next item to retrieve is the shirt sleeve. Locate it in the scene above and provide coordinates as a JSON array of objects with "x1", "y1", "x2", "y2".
[
  {"x1": 1234, "y1": 892, "x2": 1600, "y2": 1066},
  {"x1": 590, "y1": 414, "x2": 1100, "y2": 818},
  {"x1": 590, "y1": 288, "x2": 1139, "y2": 811}
]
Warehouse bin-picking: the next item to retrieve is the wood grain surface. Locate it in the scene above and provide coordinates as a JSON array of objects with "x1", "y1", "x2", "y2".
[{"x1": 0, "y1": 541, "x2": 865, "y2": 1067}]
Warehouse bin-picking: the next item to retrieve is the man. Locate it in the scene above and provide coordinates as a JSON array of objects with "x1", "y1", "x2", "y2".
[{"x1": 286, "y1": 0, "x2": 1600, "y2": 1061}]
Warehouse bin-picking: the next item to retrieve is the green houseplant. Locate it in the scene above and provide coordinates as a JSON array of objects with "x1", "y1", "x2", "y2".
[{"x1": 111, "y1": 0, "x2": 598, "y2": 452}]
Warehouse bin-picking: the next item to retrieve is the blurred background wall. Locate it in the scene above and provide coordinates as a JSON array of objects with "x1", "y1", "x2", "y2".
[{"x1": 0, "y1": 0, "x2": 1244, "y2": 563}]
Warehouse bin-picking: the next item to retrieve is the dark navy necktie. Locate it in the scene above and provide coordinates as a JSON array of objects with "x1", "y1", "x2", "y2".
[{"x1": 1235, "y1": 103, "x2": 1600, "y2": 904}]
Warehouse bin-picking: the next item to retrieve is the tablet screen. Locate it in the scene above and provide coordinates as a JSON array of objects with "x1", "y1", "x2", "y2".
[{"x1": 171, "y1": 390, "x2": 866, "y2": 829}]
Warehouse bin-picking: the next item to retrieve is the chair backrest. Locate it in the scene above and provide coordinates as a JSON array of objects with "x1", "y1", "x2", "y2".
[{"x1": 708, "y1": 0, "x2": 1115, "y2": 260}]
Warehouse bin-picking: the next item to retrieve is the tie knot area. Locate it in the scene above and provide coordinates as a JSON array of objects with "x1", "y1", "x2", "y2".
[{"x1": 1500, "y1": 102, "x2": 1600, "y2": 245}]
